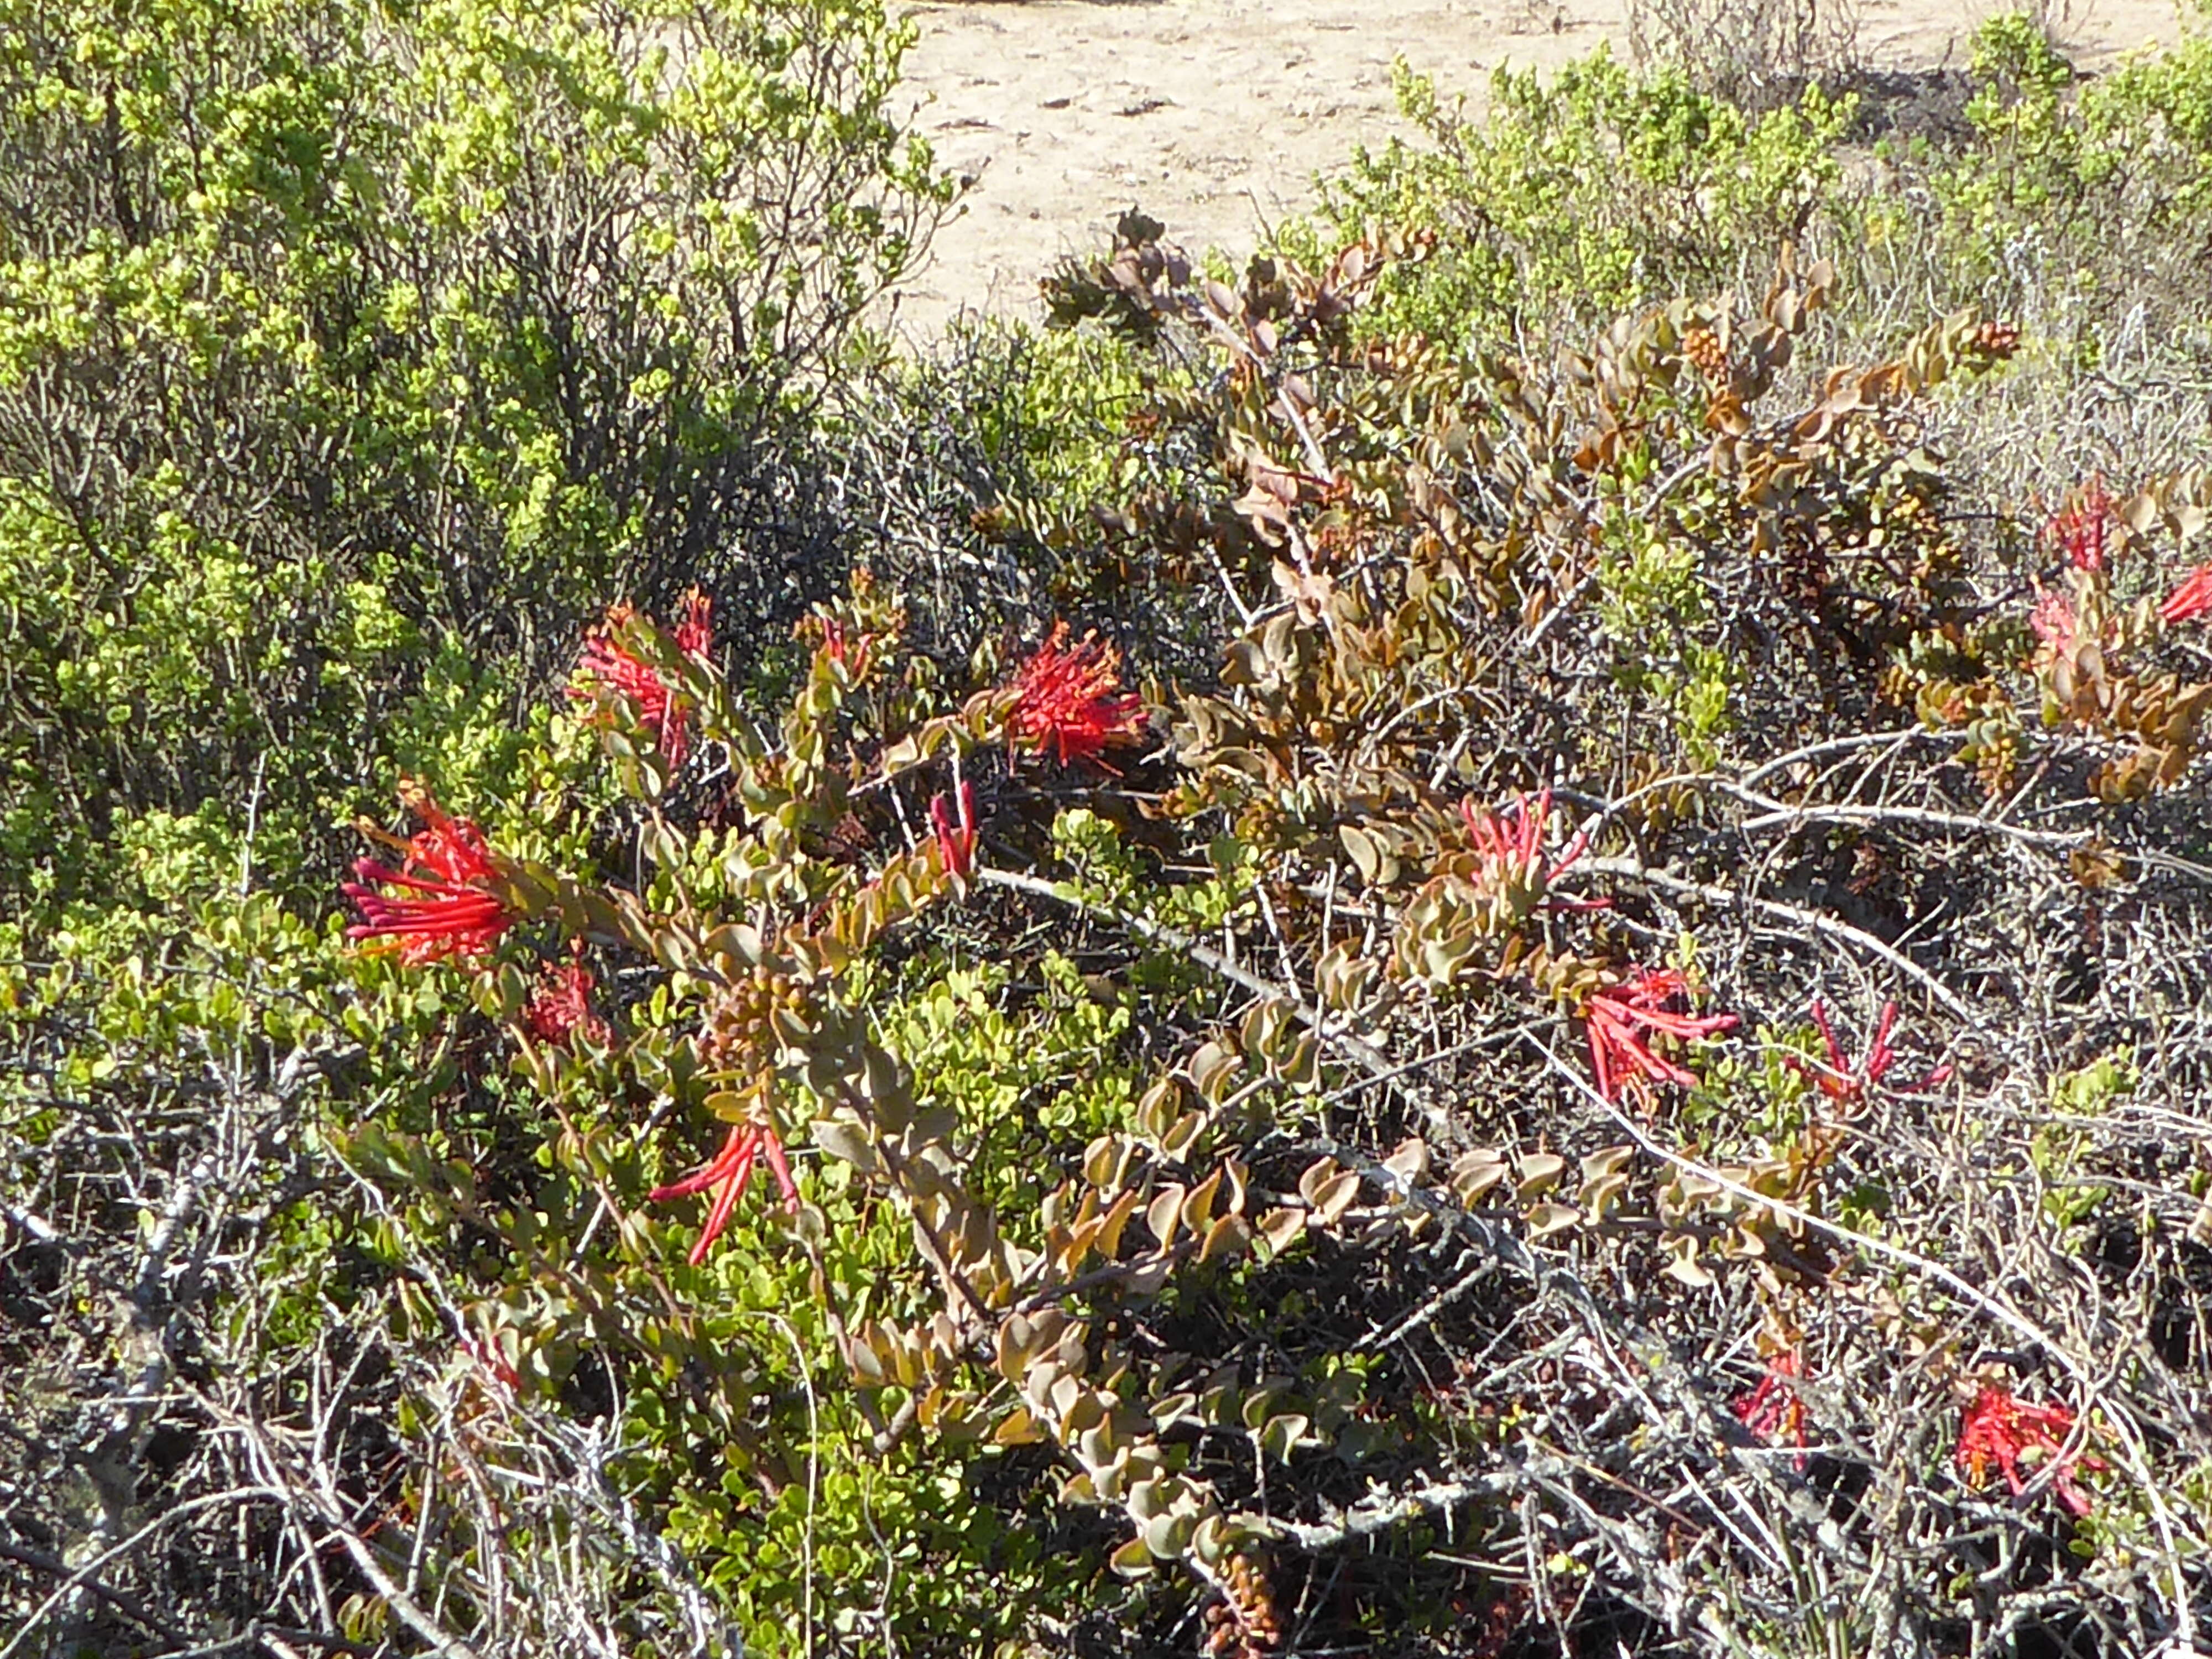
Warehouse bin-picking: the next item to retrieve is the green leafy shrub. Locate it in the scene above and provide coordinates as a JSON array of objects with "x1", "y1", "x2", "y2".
[
  {"x1": 1859, "y1": 14, "x2": 2212, "y2": 330},
  {"x1": 1297, "y1": 46, "x2": 1854, "y2": 347},
  {"x1": 0, "y1": 0, "x2": 945, "y2": 925}
]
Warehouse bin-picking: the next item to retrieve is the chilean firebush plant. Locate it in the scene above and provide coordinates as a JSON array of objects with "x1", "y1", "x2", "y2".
[{"x1": 9, "y1": 10, "x2": 2212, "y2": 1658}]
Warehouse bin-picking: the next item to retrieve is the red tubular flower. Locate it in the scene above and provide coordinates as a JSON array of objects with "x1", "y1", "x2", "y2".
[
  {"x1": 524, "y1": 957, "x2": 612, "y2": 1047},
  {"x1": 2043, "y1": 474, "x2": 2115, "y2": 573},
  {"x1": 1957, "y1": 1385, "x2": 2104, "y2": 1516},
  {"x1": 929, "y1": 779, "x2": 978, "y2": 880},
  {"x1": 1788, "y1": 999, "x2": 1952, "y2": 1104},
  {"x1": 1583, "y1": 967, "x2": 1738, "y2": 1109},
  {"x1": 651, "y1": 1121, "x2": 801, "y2": 1265},
  {"x1": 672, "y1": 588, "x2": 713, "y2": 658},
  {"x1": 1463, "y1": 787, "x2": 1571, "y2": 879},
  {"x1": 1005, "y1": 620, "x2": 1148, "y2": 768},
  {"x1": 571, "y1": 591, "x2": 714, "y2": 769},
  {"x1": 820, "y1": 617, "x2": 873, "y2": 677},
  {"x1": 1732, "y1": 1350, "x2": 1811, "y2": 1470},
  {"x1": 1460, "y1": 787, "x2": 1605, "y2": 915},
  {"x1": 2161, "y1": 564, "x2": 2212, "y2": 625},
  {"x1": 343, "y1": 786, "x2": 516, "y2": 966}
]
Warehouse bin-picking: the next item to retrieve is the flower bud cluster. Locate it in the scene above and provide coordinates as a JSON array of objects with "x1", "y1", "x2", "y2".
[{"x1": 695, "y1": 963, "x2": 812, "y2": 1079}]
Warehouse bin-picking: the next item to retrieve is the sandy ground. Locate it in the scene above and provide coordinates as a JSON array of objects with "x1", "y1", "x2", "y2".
[{"x1": 881, "y1": 0, "x2": 2187, "y2": 339}]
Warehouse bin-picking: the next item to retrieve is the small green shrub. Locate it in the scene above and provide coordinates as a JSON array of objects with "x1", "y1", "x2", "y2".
[
  {"x1": 1890, "y1": 15, "x2": 2212, "y2": 319},
  {"x1": 1298, "y1": 46, "x2": 1853, "y2": 347},
  {"x1": 0, "y1": 0, "x2": 945, "y2": 925}
]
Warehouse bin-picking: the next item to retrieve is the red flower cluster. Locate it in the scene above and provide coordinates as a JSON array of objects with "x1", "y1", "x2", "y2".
[
  {"x1": 930, "y1": 779, "x2": 978, "y2": 880},
  {"x1": 1788, "y1": 999, "x2": 1952, "y2": 1105},
  {"x1": 1005, "y1": 621, "x2": 1148, "y2": 768},
  {"x1": 524, "y1": 957, "x2": 612, "y2": 1047},
  {"x1": 1733, "y1": 1350, "x2": 1811, "y2": 1469},
  {"x1": 651, "y1": 1120, "x2": 801, "y2": 1265},
  {"x1": 343, "y1": 786, "x2": 516, "y2": 965},
  {"x1": 2043, "y1": 474, "x2": 2116, "y2": 573},
  {"x1": 2029, "y1": 586, "x2": 2082, "y2": 656},
  {"x1": 1460, "y1": 787, "x2": 1604, "y2": 915},
  {"x1": 571, "y1": 590, "x2": 714, "y2": 769},
  {"x1": 1583, "y1": 967, "x2": 1738, "y2": 1109},
  {"x1": 1957, "y1": 1385, "x2": 2104, "y2": 1516},
  {"x1": 2163, "y1": 564, "x2": 2212, "y2": 626},
  {"x1": 670, "y1": 589, "x2": 713, "y2": 658},
  {"x1": 820, "y1": 616, "x2": 873, "y2": 676}
]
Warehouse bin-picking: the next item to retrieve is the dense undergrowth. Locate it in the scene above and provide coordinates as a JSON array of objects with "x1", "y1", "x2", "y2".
[{"x1": 7, "y1": 3, "x2": 2212, "y2": 1655}]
